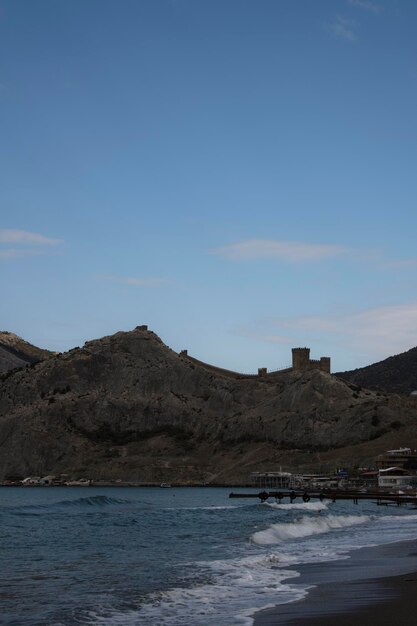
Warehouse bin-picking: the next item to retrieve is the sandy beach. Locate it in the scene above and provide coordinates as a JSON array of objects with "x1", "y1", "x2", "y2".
[{"x1": 254, "y1": 539, "x2": 417, "y2": 626}]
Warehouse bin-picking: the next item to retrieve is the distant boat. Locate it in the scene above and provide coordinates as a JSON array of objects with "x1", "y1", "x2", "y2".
[{"x1": 160, "y1": 483, "x2": 172, "y2": 488}]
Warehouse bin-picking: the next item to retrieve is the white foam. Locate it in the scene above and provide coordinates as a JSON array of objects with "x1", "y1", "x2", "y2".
[
  {"x1": 79, "y1": 504, "x2": 417, "y2": 626},
  {"x1": 252, "y1": 514, "x2": 371, "y2": 545},
  {"x1": 85, "y1": 554, "x2": 306, "y2": 626},
  {"x1": 87, "y1": 582, "x2": 306, "y2": 626},
  {"x1": 199, "y1": 505, "x2": 244, "y2": 510},
  {"x1": 265, "y1": 501, "x2": 328, "y2": 511},
  {"x1": 164, "y1": 505, "x2": 246, "y2": 510}
]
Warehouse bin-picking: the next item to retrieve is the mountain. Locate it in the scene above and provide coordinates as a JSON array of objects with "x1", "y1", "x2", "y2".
[
  {"x1": 1, "y1": 326, "x2": 416, "y2": 483},
  {"x1": 0, "y1": 331, "x2": 53, "y2": 373},
  {"x1": 336, "y1": 347, "x2": 417, "y2": 396}
]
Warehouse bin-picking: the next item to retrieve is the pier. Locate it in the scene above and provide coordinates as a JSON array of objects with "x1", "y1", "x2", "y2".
[{"x1": 229, "y1": 489, "x2": 417, "y2": 506}]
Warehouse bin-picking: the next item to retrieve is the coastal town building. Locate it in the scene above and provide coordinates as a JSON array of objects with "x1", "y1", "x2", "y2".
[
  {"x1": 251, "y1": 471, "x2": 292, "y2": 489},
  {"x1": 377, "y1": 447, "x2": 417, "y2": 470},
  {"x1": 378, "y1": 467, "x2": 416, "y2": 489}
]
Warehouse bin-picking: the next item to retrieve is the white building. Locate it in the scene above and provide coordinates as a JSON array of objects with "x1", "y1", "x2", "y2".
[
  {"x1": 22, "y1": 476, "x2": 42, "y2": 485},
  {"x1": 378, "y1": 467, "x2": 415, "y2": 489}
]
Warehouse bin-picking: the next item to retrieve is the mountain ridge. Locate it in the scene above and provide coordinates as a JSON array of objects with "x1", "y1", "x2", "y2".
[
  {"x1": 336, "y1": 346, "x2": 417, "y2": 396},
  {"x1": 1, "y1": 326, "x2": 417, "y2": 483},
  {"x1": 0, "y1": 331, "x2": 53, "y2": 374}
]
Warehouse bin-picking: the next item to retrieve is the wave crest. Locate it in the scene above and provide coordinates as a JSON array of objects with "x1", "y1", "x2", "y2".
[
  {"x1": 252, "y1": 514, "x2": 370, "y2": 545},
  {"x1": 56, "y1": 495, "x2": 131, "y2": 507},
  {"x1": 264, "y1": 501, "x2": 328, "y2": 511},
  {"x1": 8, "y1": 495, "x2": 132, "y2": 514}
]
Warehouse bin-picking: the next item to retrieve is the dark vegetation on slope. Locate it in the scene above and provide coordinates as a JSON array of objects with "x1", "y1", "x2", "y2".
[{"x1": 336, "y1": 347, "x2": 417, "y2": 396}]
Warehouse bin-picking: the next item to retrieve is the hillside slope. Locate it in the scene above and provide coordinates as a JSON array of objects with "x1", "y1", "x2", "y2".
[
  {"x1": 0, "y1": 331, "x2": 53, "y2": 373},
  {"x1": 1, "y1": 326, "x2": 416, "y2": 483},
  {"x1": 336, "y1": 347, "x2": 417, "y2": 395}
]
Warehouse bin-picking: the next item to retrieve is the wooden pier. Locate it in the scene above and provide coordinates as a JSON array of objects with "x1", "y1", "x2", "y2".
[{"x1": 229, "y1": 489, "x2": 417, "y2": 506}]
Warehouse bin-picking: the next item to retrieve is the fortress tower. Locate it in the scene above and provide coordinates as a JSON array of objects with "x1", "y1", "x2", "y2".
[
  {"x1": 292, "y1": 347, "x2": 331, "y2": 373},
  {"x1": 292, "y1": 347, "x2": 311, "y2": 370}
]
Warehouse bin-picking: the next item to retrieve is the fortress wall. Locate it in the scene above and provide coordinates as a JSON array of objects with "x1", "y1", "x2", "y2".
[
  {"x1": 300, "y1": 359, "x2": 331, "y2": 373},
  {"x1": 263, "y1": 367, "x2": 293, "y2": 378},
  {"x1": 178, "y1": 347, "x2": 330, "y2": 379},
  {"x1": 179, "y1": 352, "x2": 259, "y2": 379},
  {"x1": 179, "y1": 351, "x2": 293, "y2": 381}
]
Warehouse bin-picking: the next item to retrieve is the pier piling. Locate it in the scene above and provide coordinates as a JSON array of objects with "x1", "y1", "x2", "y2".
[{"x1": 229, "y1": 490, "x2": 417, "y2": 506}]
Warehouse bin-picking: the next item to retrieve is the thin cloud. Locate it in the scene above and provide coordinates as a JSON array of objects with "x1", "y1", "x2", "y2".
[
  {"x1": 328, "y1": 15, "x2": 357, "y2": 41},
  {"x1": 212, "y1": 239, "x2": 416, "y2": 268},
  {"x1": 340, "y1": 304, "x2": 417, "y2": 355},
  {"x1": 0, "y1": 229, "x2": 63, "y2": 261},
  {"x1": 266, "y1": 303, "x2": 417, "y2": 360},
  {"x1": 100, "y1": 274, "x2": 169, "y2": 288},
  {"x1": 0, "y1": 229, "x2": 63, "y2": 246},
  {"x1": 348, "y1": 0, "x2": 381, "y2": 13},
  {"x1": 379, "y1": 258, "x2": 417, "y2": 269},
  {"x1": 212, "y1": 239, "x2": 347, "y2": 262},
  {"x1": 0, "y1": 248, "x2": 45, "y2": 259}
]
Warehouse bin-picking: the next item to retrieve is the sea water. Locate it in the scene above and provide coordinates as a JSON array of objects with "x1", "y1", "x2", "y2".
[{"x1": 2, "y1": 487, "x2": 417, "y2": 625}]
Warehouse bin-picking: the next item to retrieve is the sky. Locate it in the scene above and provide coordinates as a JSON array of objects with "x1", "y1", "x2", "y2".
[{"x1": 1, "y1": 0, "x2": 417, "y2": 373}]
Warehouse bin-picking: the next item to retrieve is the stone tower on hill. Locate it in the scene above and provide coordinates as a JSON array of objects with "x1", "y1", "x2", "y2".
[{"x1": 292, "y1": 347, "x2": 331, "y2": 373}]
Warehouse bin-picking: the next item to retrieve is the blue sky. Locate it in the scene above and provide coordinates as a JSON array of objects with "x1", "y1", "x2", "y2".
[{"x1": 1, "y1": 0, "x2": 417, "y2": 372}]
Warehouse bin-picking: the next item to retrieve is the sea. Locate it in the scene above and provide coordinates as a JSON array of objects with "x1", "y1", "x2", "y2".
[{"x1": 2, "y1": 486, "x2": 417, "y2": 626}]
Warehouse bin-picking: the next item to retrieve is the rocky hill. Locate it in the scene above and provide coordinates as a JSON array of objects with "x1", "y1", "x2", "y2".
[
  {"x1": 336, "y1": 347, "x2": 417, "y2": 396},
  {"x1": 1, "y1": 326, "x2": 416, "y2": 483},
  {"x1": 0, "y1": 331, "x2": 53, "y2": 373}
]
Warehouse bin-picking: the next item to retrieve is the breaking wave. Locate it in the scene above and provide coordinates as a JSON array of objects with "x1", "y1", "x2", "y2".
[
  {"x1": 264, "y1": 501, "x2": 328, "y2": 511},
  {"x1": 82, "y1": 553, "x2": 306, "y2": 626},
  {"x1": 164, "y1": 505, "x2": 247, "y2": 511},
  {"x1": 252, "y1": 514, "x2": 371, "y2": 545}
]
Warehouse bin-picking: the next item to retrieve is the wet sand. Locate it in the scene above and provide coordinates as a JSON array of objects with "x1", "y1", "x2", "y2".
[{"x1": 253, "y1": 539, "x2": 417, "y2": 625}]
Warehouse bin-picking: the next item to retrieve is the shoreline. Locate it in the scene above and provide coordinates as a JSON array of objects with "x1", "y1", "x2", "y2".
[
  {"x1": 0, "y1": 482, "x2": 259, "y2": 488},
  {"x1": 253, "y1": 538, "x2": 417, "y2": 625}
]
